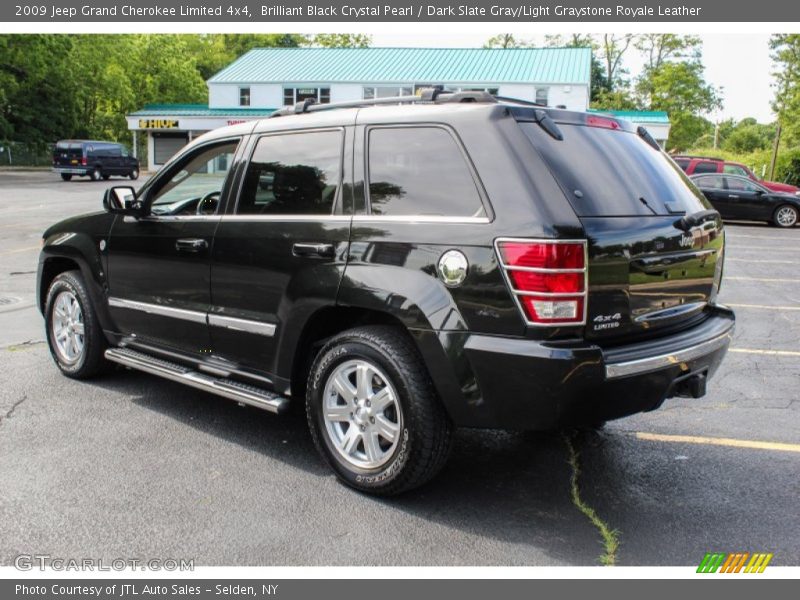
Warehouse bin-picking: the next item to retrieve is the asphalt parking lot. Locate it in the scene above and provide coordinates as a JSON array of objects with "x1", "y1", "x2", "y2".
[{"x1": 0, "y1": 170, "x2": 798, "y2": 567}]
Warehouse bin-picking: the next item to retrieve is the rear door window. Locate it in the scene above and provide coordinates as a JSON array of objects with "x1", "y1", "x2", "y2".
[
  {"x1": 520, "y1": 122, "x2": 709, "y2": 216},
  {"x1": 693, "y1": 161, "x2": 718, "y2": 174},
  {"x1": 694, "y1": 175, "x2": 724, "y2": 189},
  {"x1": 367, "y1": 126, "x2": 486, "y2": 218},
  {"x1": 237, "y1": 129, "x2": 343, "y2": 216},
  {"x1": 673, "y1": 158, "x2": 690, "y2": 171}
]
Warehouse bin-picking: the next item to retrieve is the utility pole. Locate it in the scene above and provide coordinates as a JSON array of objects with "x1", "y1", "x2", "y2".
[{"x1": 769, "y1": 122, "x2": 782, "y2": 181}]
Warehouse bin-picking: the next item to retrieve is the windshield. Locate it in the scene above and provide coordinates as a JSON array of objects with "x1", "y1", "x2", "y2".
[{"x1": 520, "y1": 122, "x2": 711, "y2": 217}]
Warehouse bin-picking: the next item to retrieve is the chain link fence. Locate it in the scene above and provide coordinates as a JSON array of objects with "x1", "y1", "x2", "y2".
[{"x1": 0, "y1": 142, "x2": 55, "y2": 167}]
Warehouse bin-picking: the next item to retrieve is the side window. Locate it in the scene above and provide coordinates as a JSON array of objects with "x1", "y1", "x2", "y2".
[
  {"x1": 726, "y1": 177, "x2": 761, "y2": 192},
  {"x1": 367, "y1": 127, "x2": 486, "y2": 218},
  {"x1": 237, "y1": 130, "x2": 342, "y2": 216},
  {"x1": 673, "y1": 158, "x2": 690, "y2": 171},
  {"x1": 693, "y1": 161, "x2": 718, "y2": 174},
  {"x1": 695, "y1": 175, "x2": 723, "y2": 189},
  {"x1": 149, "y1": 141, "x2": 239, "y2": 216},
  {"x1": 723, "y1": 164, "x2": 748, "y2": 176}
]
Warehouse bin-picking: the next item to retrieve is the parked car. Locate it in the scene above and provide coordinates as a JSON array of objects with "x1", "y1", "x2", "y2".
[
  {"x1": 52, "y1": 140, "x2": 140, "y2": 182},
  {"x1": 37, "y1": 92, "x2": 734, "y2": 495},
  {"x1": 690, "y1": 173, "x2": 800, "y2": 227},
  {"x1": 672, "y1": 154, "x2": 800, "y2": 195}
]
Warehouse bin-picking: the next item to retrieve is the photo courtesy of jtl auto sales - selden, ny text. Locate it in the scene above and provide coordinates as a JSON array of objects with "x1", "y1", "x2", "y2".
[{"x1": 0, "y1": 0, "x2": 799, "y2": 597}]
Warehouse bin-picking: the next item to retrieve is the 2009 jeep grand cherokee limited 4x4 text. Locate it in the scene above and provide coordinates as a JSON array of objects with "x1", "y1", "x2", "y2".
[{"x1": 38, "y1": 91, "x2": 734, "y2": 495}]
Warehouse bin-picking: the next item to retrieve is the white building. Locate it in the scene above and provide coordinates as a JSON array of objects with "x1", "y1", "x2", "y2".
[{"x1": 127, "y1": 47, "x2": 669, "y2": 172}]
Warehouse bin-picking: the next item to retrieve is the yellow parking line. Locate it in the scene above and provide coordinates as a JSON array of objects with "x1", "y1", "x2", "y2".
[
  {"x1": 730, "y1": 348, "x2": 800, "y2": 357},
  {"x1": 726, "y1": 276, "x2": 800, "y2": 283},
  {"x1": 0, "y1": 245, "x2": 39, "y2": 256},
  {"x1": 726, "y1": 258, "x2": 795, "y2": 264},
  {"x1": 635, "y1": 432, "x2": 800, "y2": 453},
  {"x1": 726, "y1": 303, "x2": 800, "y2": 311}
]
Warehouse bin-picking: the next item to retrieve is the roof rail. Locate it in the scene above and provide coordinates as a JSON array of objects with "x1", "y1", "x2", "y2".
[{"x1": 269, "y1": 87, "x2": 506, "y2": 118}]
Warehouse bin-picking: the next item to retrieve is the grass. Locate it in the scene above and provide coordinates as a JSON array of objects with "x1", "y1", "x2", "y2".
[{"x1": 563, "y1": 431, "x2": 621, "y2": 566}]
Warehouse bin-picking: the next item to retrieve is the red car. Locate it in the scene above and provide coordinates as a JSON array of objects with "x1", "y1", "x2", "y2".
[{"x1": 672, "y1": 155, "x2": 800, "y2": 195}]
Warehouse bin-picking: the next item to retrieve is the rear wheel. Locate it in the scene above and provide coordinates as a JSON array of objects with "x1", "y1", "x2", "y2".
[
  {"x1": 129, "y1": 168, "x2": 139, "y2": 180},
  {"x1": 60, "y1": 173, "x2": 72, "y2": 182},
  {"x1": 102, "y1": 174, "x2": 110, "y2": 180},
  {"x1": 89, "y1": 167, "x2": 101, "y2": 181},
  {"x1": 45, "y1": 270, "x2": 108, "y2": 379},
  {"x1": 306, "y1": 325, "x2": 452, "y2": 495},
  {"x1": 773, "y1": 205, "x2": 798, "y2": 228}
]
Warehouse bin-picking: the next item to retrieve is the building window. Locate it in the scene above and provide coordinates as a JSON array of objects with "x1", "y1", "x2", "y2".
[
  {"x1": 239, "y1": 87, "x2": 251, "y2": 107},
  {"x1": 363, "y1": 86, "x2": 414, "y2": 100},
  {"x1": 535, "y1": 87, "x2": 549, "y2": 106},
  {"x1": 282, "y1": 87, "x2": 331, "y2": 106}
]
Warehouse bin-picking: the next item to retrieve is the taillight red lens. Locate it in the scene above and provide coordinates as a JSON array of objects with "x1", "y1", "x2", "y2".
[
  {"x1": 81, "y1": 157, "x2": 87, "y2": 166},
  {"x1": 508, "y1": 270, "x2": 584, "y2": 294},
  {"x1": 498, "y1": 242, "x2": 584, "y2": 270},
  {"x1": 586, "y1": 115, "x2": 620, "y2": 130},
  {"x1": 496, "y1": 239, "x2": 588, "y2": 326}
]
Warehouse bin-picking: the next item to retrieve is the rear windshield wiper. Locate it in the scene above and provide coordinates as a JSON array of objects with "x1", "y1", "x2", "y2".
[{"x1": 674, "y1": 209, "x2": 719, "y2": 231}]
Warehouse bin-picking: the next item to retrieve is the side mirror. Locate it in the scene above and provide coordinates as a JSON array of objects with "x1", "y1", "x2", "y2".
[
  {"x1": 755, "y1": 189, "x2": 766, "y2": 196},
  {"x1": 103, "y1": 186, "x2": 143, "y2": 216}
]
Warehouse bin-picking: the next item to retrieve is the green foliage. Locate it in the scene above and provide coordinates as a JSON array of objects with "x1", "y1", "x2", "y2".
[
  {"x1": 771, "y1": 34, "x2": 800, "y2": 144},
  {"x1": 483, "y1": 34, "x2": 533, "y2": 49},
  {"x1": 0, "y1": 33, "x2": 356, "y2": 148}
]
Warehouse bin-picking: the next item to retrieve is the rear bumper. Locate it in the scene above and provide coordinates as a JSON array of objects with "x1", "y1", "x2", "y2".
[
  {"x1": 425, "y1": 305, "x2": 734, "y2": 430},
  {"x1": 52, "y1": 167, "x2": 89, "y2": 175}
]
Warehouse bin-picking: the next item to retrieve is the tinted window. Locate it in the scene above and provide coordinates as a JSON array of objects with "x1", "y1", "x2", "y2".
[
  {"x1": 693, "y1": 161, "x2": 718, "y2": 174},
  {"x1": 673, "y1": 158, "x2": 690, "y2": 171},
  {"x1": 238, "y1": 130, "x2": 342, "y2": 215},
  {"x1": 521, "y1": 123, "x2": 708, "y2": 216},
  {"x1": 367, "y1": 127, "x2": 485, "y2": 217},
  {"x1": 723, "y1": 164, "x2": 748, "y2": 176},
  {"x1": 725, "y1": 177, "x2": 763, "y2": 193},
  {"x1": 694, "y1": 175, "x2": 724, "y2": 189}
]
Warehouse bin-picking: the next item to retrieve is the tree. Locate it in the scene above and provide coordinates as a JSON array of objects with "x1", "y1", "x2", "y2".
[
  {"x1": 483, "y1": 34, "x2": 533, "y2": 49},
  {"x1": 600, "y1": 34, "x2": 635, "y2": 90},
  {"x1": 634, "y1": 34, "x2": 702, "y2": 71},
  {"x1": 309, "y1": 34, "x2": 372, "y2": 48},
  {"x1": 770, "y1": 34, "x2": 800, "y2": 144}
]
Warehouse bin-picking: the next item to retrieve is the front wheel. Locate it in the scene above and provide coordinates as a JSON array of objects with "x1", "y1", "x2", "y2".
[
  {"x1": 45, "y1": 270, "x2": 108, "y2": 379},
  {"x1": 306, "y1": 326, "x2": 452, "y2": 495},
  {"x1": 773, "y1": 205, "x2": 798, "y2": 228}
]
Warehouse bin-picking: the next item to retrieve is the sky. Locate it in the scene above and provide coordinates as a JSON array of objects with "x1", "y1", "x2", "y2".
[{"x1": 370, "y1": 33, "x2": 776, "y2": 123}]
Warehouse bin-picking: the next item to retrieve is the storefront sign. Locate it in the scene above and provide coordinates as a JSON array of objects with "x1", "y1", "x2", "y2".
[{"x1": 138, "y1": 119, "x2": 179, "y2": 129}]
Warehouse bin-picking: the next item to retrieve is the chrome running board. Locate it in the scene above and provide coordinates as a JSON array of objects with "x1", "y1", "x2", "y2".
[{"x1": 105, "y1": 347, "x2": 289, "y2": 414}]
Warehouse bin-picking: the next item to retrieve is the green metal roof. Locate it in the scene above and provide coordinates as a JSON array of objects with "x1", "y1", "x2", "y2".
[
  {"x1": 208, "y1": 47, "x2": 592, "y2": 85},
  {"x1": 589, "y1": 109, "x2": 670, "y2": 124},
  {"x1": 129, "y1": 104, "x2": 276, "y2": 117}
]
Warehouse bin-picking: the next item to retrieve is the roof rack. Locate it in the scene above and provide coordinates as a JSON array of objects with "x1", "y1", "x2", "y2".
[{"x1": 268, "y1": 87, "x2": 544, "y2": 118}]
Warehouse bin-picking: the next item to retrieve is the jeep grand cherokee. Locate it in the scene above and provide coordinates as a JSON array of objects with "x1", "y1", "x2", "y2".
[{"x1": 37, "y1": 91, "x2": 734, "y2": 495}]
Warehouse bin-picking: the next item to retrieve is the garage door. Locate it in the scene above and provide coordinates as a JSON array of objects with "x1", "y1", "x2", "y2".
[{"x1": 153, "y1": 133, "x2": 189, "y2": 166}]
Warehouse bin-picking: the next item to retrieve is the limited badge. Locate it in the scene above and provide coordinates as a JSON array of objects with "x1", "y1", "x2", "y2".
[{"x1": 437, "y1": 250, "x2": 469, "y2": 287}]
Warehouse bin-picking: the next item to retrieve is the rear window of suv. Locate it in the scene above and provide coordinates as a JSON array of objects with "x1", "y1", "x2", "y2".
[{"x1": 520, "y1": 122, "x2": 709, "y2": 217}]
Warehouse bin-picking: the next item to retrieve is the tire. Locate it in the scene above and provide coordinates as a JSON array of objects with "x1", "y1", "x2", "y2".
[
  {"x1": 773, "y1": 204, "x2": 798, "y2": 228},
  {"x1": 306, "y1": 325, "x2": 452, "y2": 496},
  {"x1": 60, "y1": 173, "x2": 72, "y2": 182},
  {"x1": 89, "y1": 167, "x2": 101, "y2": 181},
  {"x1": 102, "y1": 174, "x2": 110, "y2": 180},
  {"x1": 44, "y1": 270, "x2": 108, "y2": 379},
  {"x1": 129, "y1": 168, "x2": 139, "y2": 180}
]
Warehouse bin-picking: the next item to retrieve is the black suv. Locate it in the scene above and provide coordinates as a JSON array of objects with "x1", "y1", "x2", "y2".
[
  {"x1": 37, "y1": 92, "x2": 734, "y2": 495},
  {"x1": 53, "y1": 140, "x2": 140, "y2": 182}
]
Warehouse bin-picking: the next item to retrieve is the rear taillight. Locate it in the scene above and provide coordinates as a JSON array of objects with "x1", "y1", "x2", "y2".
[
  {"x1": 496, "y1": 238, "x2": 588, "y2": 326},
  {"x1": 81, "y1": 157, "x2": 87, "y2": 166}
]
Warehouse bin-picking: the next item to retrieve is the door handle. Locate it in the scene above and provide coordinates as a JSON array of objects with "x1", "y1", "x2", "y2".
[
  {"x1": 728, "y1": 194, "x2": 739, "y2": 199},
  {"x1": 292, "y1": 242, "x2": 335, "y2": 258},
  {"x1": 175, "y1": 238, "x2": 208, "y2": 252}
]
